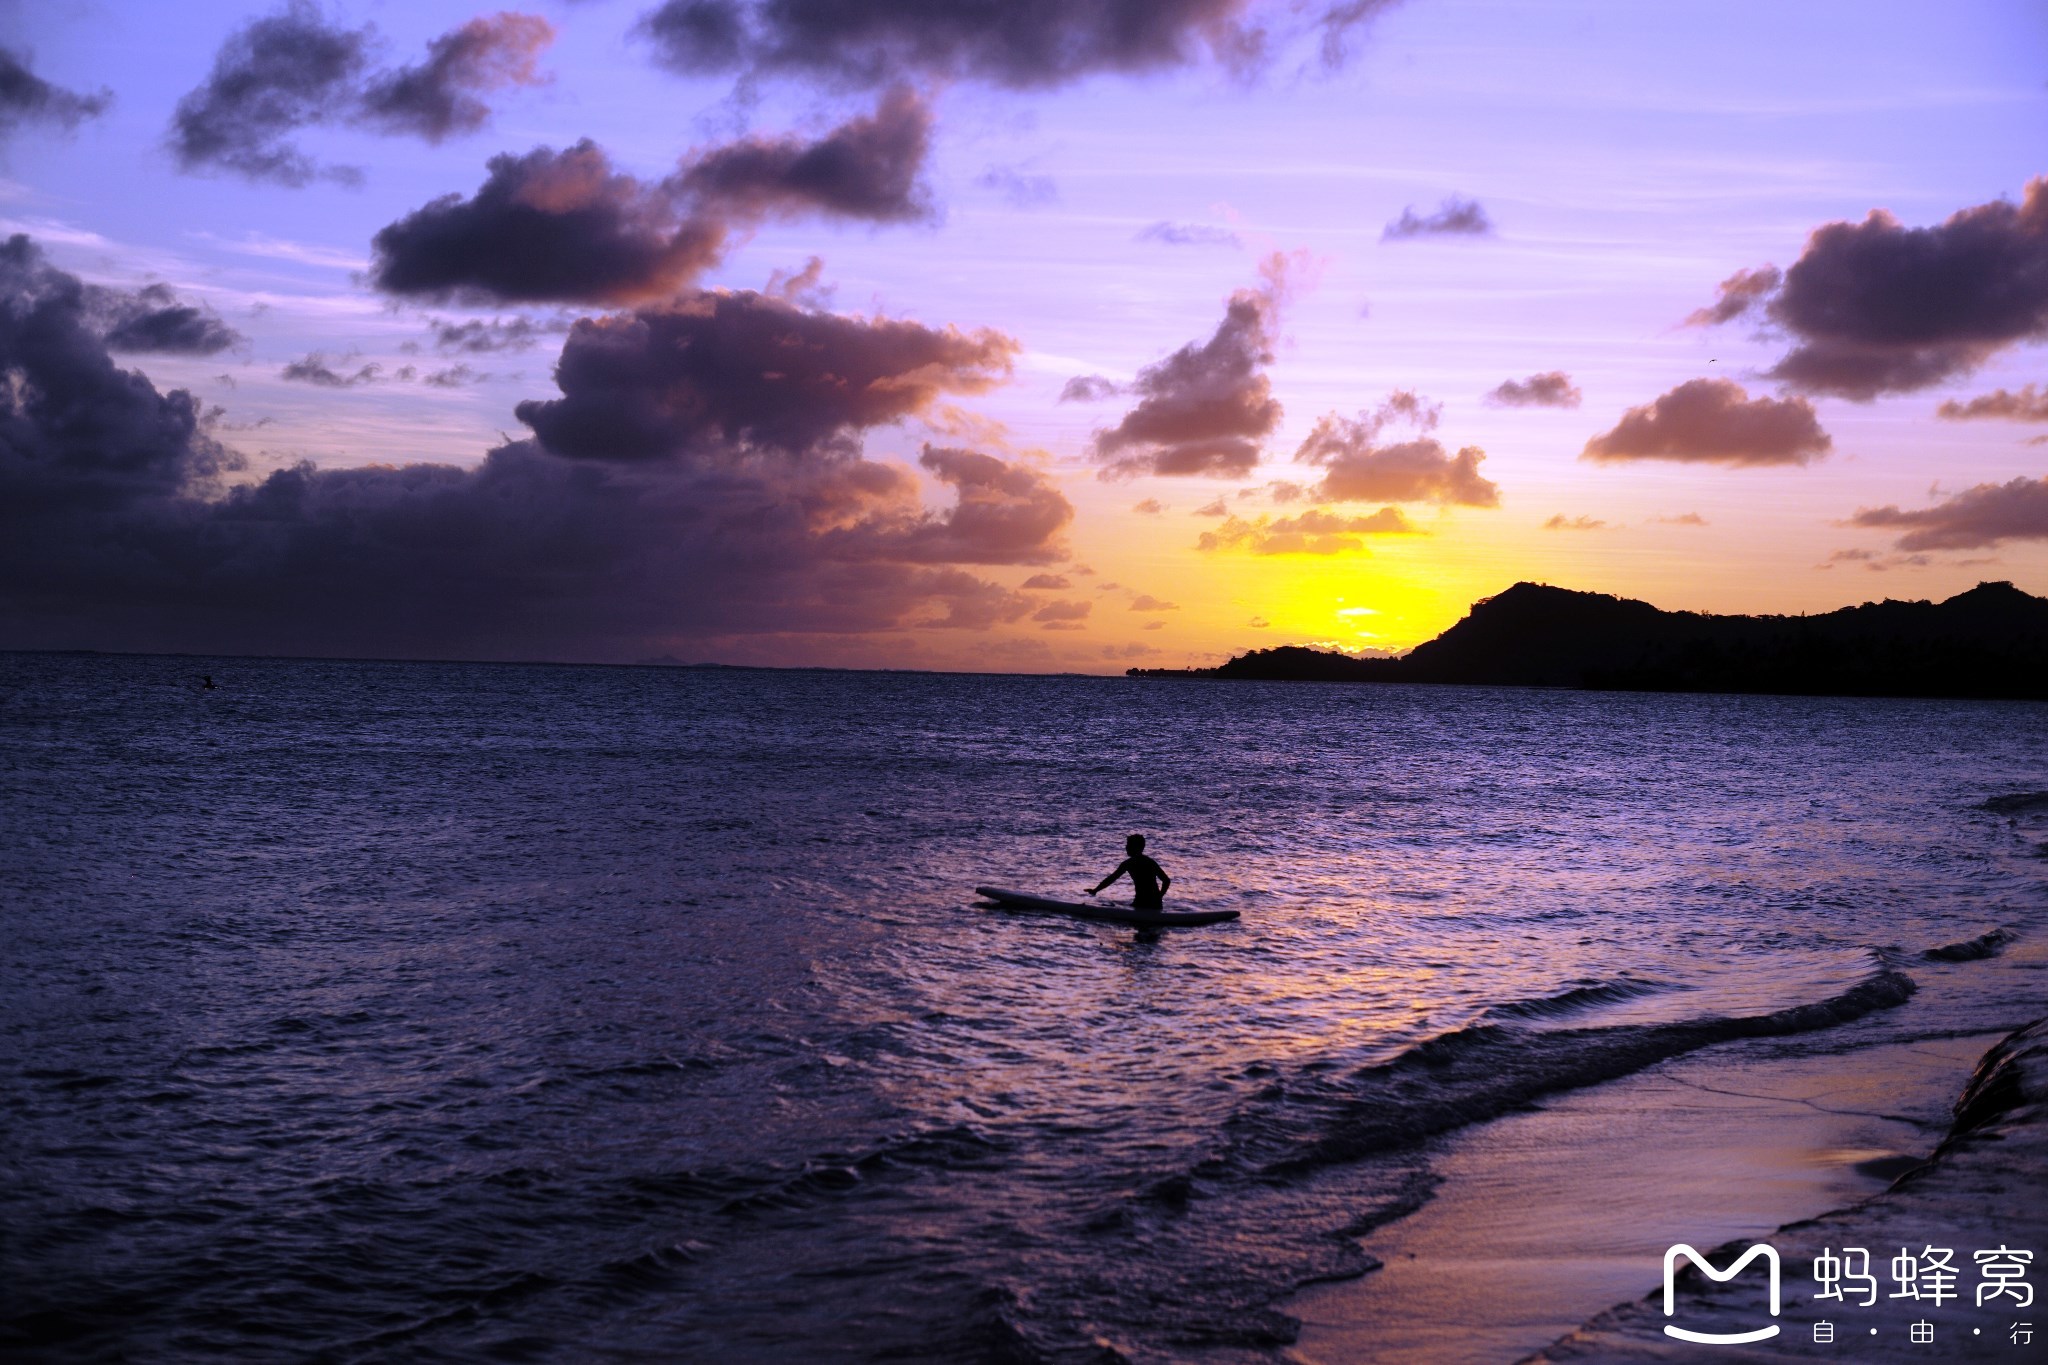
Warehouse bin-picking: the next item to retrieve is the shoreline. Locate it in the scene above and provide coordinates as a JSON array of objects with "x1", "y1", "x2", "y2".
[{"x1": 1281, "y1": 1019, "x2": 2047, "y2": 1365}]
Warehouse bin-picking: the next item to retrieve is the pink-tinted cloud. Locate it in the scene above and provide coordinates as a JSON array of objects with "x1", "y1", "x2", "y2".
[
  {"x1": 1683, "y1": 265, "x2": 1780, "y2": 327},
  {"x1": 1847, "y1": 477, "x2": 2048, "y2": 551},
  {"x1": 1582, "y1": 378, "x2": 1831, "y2": 466},
  {"x1": 1485, "y1": 371, "x2": 1581, "y2": 408},
  {"x1": 358, "y1": 13, "x2": 555, "y2": 143},
  {"x1": 1542, "y1": 513, "x2": 1607, "y2": 531},
  {"x1": 1090, "y1": 257, "x2": 1300, "y2": 478},
  {"x1": 1197, "y1": 505, "x2": 1417, "y2": 554},
  {"x1": 1936, "y1": 385, "x2": 2048, "y2": 423}
]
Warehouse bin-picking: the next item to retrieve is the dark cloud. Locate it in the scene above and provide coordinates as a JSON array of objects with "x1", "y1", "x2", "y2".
[
  {"x1": 1937, "y1": 385, "x2": 2048, "y2": 423},
  {"x1": 370, "y1": 140, "x2": 726, "y2": 304},
  {"x1": 515, "y1": 288, "x2": 1014, "y2": 460},
  {"x1": 1582, "y1": 378, "x2": 1831, "y2": 467},
  {"x1": 357, "y1": 13, "x2": 553, "y2": 143},
  {"x1": 1542, "y1": 513, "x2": 1606, "y2": 531},
  {"x1": 0, "y1": 47, "x2": 111, "y2": 142},
  {"x1": 170, "y1": 7, "x2": 555, "y2": 184},
  {"x1": 1128, "y1": 593, "x2": 1178, "y2": 610},
  {"x1": 1485, "y1": 370, "x2": 1581, "y2": 409},
  {"x1": 1021, "y1": 572, "x2": 1070, "y2": 589},
  {"x1": 1294, "y1": 393, "x2": 1499, "y2": 505},
  {"x1": 674, "y1": 86, "x2": 933, "y2": 221},
  {"x1": 282, "y1": 352, "x2": 380, "y2": 387},
  {"x1": 1197, "y1": 505, "x2": 1416, "y2": 554},
  {"x1": 90, "y1": 282, "x2": 243, "y2": 356},
  {"x1": 421, "y1": 363, "x2": 489, "y2": 387},
  {"x1": 0, "y1": 237, "x2": 1065, "y2": 659},
  {"x1": 169, "y1": 3, "x2": 372, "y2": 185},
  {"x1": 1193, "y1": 496, "x2": 1229, "y2": 516},
  {"x1": 1136, "y1": 221, "x2": 1242, "y2": 248},
  {"x1": 634, "y1": 0, "x2": 1324, "y2": 89},
  {"x1": 1848, "y1": 477, "x2": 2048, "y2": 551},
  {"x1": 1091, "y1": 256, "x2": 1298, "y2": 479},
  {"x1": 371, "y1": 92, "x2": 935, "y2": 305},
  {"x1": 1689, "y1": 180, "x2": 2048, "y2": 398},
  {"x1": 1132, "y1": 498, "x2": 1165, "y2": 514},
  {"x1": 1381, "y1": 196, "x2": 1491, "y2": 241},
  {"x1": 1059, "y1": 374, "x2": 1119, "y2": 403},
  {"x1": 0, "y1": 236, "x2": 228, "y2": 521},
  {"x1": 977, "y1": 165, "x2": 1057, "y2": 208},
  {"x1": 1684, "y1": 265, "x2": 1780, "y2": 327},
  {"x1": 426, "y1": 314, "x2": 569, "y2": 353}
]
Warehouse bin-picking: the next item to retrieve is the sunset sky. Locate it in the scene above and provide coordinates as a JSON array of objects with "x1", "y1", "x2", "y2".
[{"x1": 2, "y1": 0, "x2": 2043, "y2": 669}]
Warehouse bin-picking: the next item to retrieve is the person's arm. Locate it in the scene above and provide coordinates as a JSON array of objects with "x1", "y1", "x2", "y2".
[
  {"x1": 1158, "y1": 866, "x2": 1171, "y2": 895},
  {"x1": 1086, "y1": 860, "x2": 1130, "y2": 896}
]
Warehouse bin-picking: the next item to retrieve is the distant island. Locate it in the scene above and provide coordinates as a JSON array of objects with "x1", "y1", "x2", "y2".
[{"x1": 1129, "y1": 581, "x2": 2048, "y2": 700}]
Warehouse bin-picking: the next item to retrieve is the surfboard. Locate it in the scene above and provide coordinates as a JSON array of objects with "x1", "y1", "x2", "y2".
[{"x1": 973, "y1": 886, "x2": 1241, "y2": 928}]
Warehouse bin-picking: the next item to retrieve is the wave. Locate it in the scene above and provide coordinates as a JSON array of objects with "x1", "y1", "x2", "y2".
[
  {"x1": 1922, "y1": 926, "x2": 2016, "y2": 961},
  {"x1": 1483, "y1": 975, "x2": 1679, "y2": 1022},
  {"x1": 1224, "y1": 962, "x2": 1917, "y2": 1180}
]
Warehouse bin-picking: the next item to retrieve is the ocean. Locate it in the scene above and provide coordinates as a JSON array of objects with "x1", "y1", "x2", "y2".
[{"x1": 4, "y1": 652, "x2": 2045, "y2": 1362}]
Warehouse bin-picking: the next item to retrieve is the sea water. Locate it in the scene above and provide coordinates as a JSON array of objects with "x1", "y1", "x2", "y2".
[{"x1": 4, "y1": 653, "x2": 2045, "y2": 1361}]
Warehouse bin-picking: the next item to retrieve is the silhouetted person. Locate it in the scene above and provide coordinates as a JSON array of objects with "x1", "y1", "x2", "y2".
[
  {"x1": 199, "y1": 675, "x2": 217, "y2": 690},
  {"x1": 1086, "y1": 834, "x2": 1170, "y2": 911}
]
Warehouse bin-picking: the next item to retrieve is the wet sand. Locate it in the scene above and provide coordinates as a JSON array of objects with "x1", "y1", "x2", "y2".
[{"x1": 1284, "y1": 1025, "x2": 2043, "y2": 1365}]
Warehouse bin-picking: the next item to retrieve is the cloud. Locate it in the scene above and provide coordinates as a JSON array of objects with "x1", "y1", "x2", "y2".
[
  {"x1": 357, "y1": 13, "x2": 554, "y2": 143},
  {"x1": 1197, "y1": 505, "x2": 1416, "y2": 554},
  {"x1": 170, "y1": 6, "x2": 556, "y2": 184},
  {"x1": 1193, "y1": 496, "x2": 1229, "y2": 516},
  {"x1": 1581, "y1": 378, "x2": 1831, "y2": 466},
  {"x1": 1021, "y1": 572, "x2": 1069, "y2": 589},
  {"x1": 169, "y1": 3, "x2": 372, "y2": 185},
  {"x1": 90, "y1": 282, "x2": 243, "y2": 356},
  {"x1": 1847, "y1": 477, "x2": 2048, "y2": 551},
  {"x1": 1294, "y1": 393, "x2": 1498, "y2": 505},
  {"x1": 1381, "y1": 196, "x2": 1491, "y2": 241},
  {"x1": 1128, "y1": 594, "x2": 1179, "y2": 610},
  {"x1": 0, "y1": 47, "x2": 111, "y2": 142},
  {"x1": 633, "y1": 0, "x2": 1389, "y2": 89},
  {"x1": 515, "y1": 288, "x2": 1014, "y2": 460},
  {"x1": 370, "y1": 92, "x2": 935, "y2": 305},
  {"x1": 1485, "y1": 370, "x2": 1581, "y2": 409},
  {"x1": 1653, "y1": 511, "x2": 1707, "y2": 526},
  {"x1": 976, "y1": 165, "x2": 1057, "y2": 208},
  {"x1": 0, "y1": 236, "x2": 1067, "y2": 659},
  {"x1": 282, "y1": 352, "x2": 380, "y2": 387},
  {"x1": 368, "y1": 140, "x2": 727, "y2": 305},
  {"x1": 1090, "y1": 254, "x2": 1302, "y2": 479},
  {"x1": 1132, "y1": 498, "x2": 1164, "y2": 514},
  {"x1": 1684, "y1": 265, "x2": 1780, "y2": 327},
  {"x1": 1247, "y1": 615, "x2": 1269, "y2": 627},
  {"x1": 1686, "y1": 179, "x2": 2048, "y2": 398},
  {"x1": 1542, "y1": 514, "x2": 1606, "y2": 531},
  {"x1": 1136, "y1": 221, "x2": 1242, "y2": 248},
  {"x1": 1033, "y1": 598, "x2": 1091, "y2": 628},
  {"x1": 421, "y1": 363, "x2": 488, "y2": 387},
  {"x1": 1936, "y1": 385, "x2": 2048, "y2": 423},
  {"x1": 1059, "y1": 374, "x2": 1119, "y2": 403},
  {"x1": 672, "y1": 86, "x2": 933, "y2": 222},
  {"x1": 425, "y1": 314, "x2": 569, "y2": 353}
]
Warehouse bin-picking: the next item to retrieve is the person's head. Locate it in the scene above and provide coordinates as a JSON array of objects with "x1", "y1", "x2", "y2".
[{"x1": 1126, "y1": 833, "x2": 1145, "y2": 855}]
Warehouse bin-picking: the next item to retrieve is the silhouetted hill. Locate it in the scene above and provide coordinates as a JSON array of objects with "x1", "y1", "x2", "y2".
[{"x1": 1130, "y1": 582, "x2": 2048, "y2": 700}]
